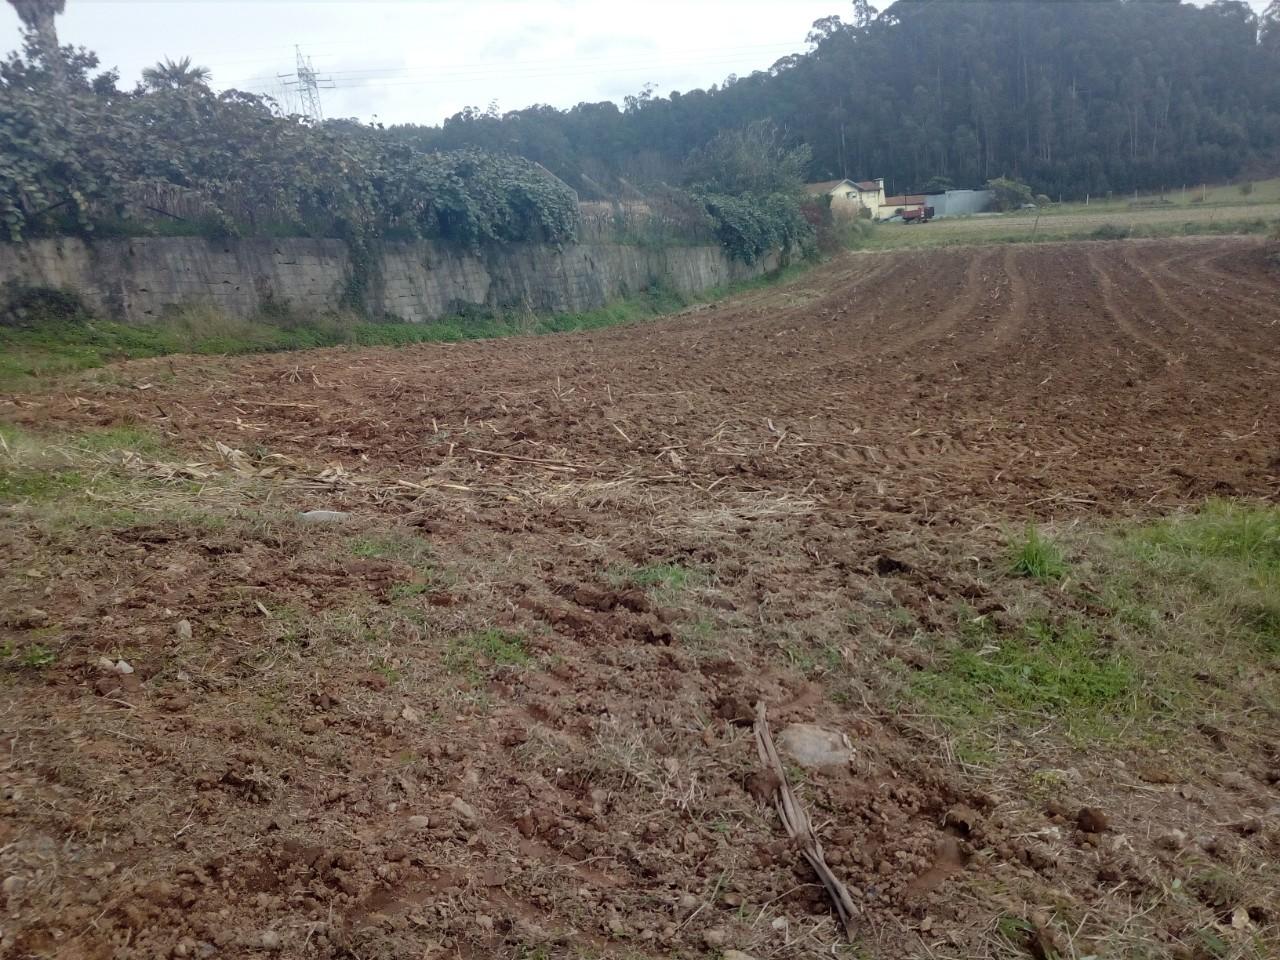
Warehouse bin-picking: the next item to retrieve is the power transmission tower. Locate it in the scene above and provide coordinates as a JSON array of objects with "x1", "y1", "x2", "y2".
[{"x1": 277, "y1": 46, "x2": 334, "y2": 122}]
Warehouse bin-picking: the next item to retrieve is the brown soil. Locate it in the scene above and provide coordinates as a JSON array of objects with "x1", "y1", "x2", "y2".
[{"x1": 2, "y1": 237, "x2": 1278, "y2": 959}]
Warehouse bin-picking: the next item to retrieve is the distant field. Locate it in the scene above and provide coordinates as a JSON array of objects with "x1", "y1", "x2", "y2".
[
  {"x1": 871, "y1": 195, "x2": 1280, "y2": 249},
  {"x1": 1047, "y1": 175, "x2": 1280, "y2": 212}
]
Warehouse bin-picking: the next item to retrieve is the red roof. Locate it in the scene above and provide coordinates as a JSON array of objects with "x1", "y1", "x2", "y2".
[
  {"x1": 854, "y1": 180, "x2": 880, "y2": 191},
  {"x1": 884, "y1": 195, "x2": 926, "y2": 207}
]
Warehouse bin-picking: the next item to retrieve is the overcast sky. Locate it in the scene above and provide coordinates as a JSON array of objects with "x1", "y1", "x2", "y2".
[{"x1": 1, "y1": 1, "x2": 1271, "y2": 126}]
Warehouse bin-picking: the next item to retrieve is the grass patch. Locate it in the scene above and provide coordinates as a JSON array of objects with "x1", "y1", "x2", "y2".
[
  {"x1": 1117, "y1": 500, "x2": 1279, "y2": 658},
  {"x1": 444, "y1": 629, "x2": 531, "y2": 682},
  {"x1": 624, "y1": 562, "x2": 706, "y2": 606},
  {"x1": 1010, "y1": 526, "x2": 1068, "y2": 581},
  {"x1": 910, "y1": 618, "x2": 1137, "y2": 741},
  {"x1": 349, "y1": 533, "x2": 433, "y2": 569},
  {"x1": 866, "y1": 212, "x2": 1277, "y2": 251},
  {"x1": 0, "y1": 466, "x2": 88, "y2": 502},
  {"x1": 630, "y1": 563, "x2": 693, "y2": 591}
]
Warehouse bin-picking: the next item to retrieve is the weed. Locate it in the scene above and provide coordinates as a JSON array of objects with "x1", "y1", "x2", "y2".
[
  {"x1": 18, "y1": 645, "x2": 56, "y2": 668},
  {"x1": 1187, "y1": 866, "x2": 1245, "y2": 911},
  {"x1": 1010, "y1": 526, "x2": 1068, "y2": 581},
  {"x1": 371, "y1": 658, "x2": 404, "y2": 685}
]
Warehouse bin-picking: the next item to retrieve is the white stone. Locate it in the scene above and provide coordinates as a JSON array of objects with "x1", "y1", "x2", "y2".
[{"x1": 777, "y1": 724, "x2": 853, "y2": 769}]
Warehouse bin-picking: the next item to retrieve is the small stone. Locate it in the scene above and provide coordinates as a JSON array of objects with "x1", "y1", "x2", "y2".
[
  {"x1": 3, "y1": 875, "x2": 25, "y2": 899},
  {"x1": 723, "y1": 951, "x2": 759, "y2": 960},
  {"x1": 96, "y1": 656, "x2": 117, "y2": 673},
  {"x1": 400, "y1": 704, "x2": 422, "y2": 723},
  {"x1": 450, "y1": 797, "x2": 478, "y2": 824},
  {"x1": 406, "y1": 815, "x2": 431, "y2": 831},
  {"x1": 114, "y1": 659, "x2": 134, "y2": 675},
  {"x1": 298, "y1": 510, "x2": 350, "y2": 524},
  {"x1": 1077, "y1": 806, "x2": 1109, "y2": 834},
  {"x1": 259, "y1": 929, "x2": 282, "y2": 951},
  {"x1": 301, "y1": 717, "x2": 324, "y2": 735},
  {"x1": 702, "y1": 927, "x2": 727, "y2": 948},
  {"x1": 175, "y1": 620, "x2": 193, "y2": 641},
  {"x1": 1156, "y1": 829, "x2": 1187, "y2": 850},
  {"x1": 677, "y1": 892, "x2": 699, "y2": 913}
]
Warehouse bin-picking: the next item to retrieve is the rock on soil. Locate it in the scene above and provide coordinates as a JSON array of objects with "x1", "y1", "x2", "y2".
[{"x1": 777, "y1": 724, "x2": 853, "y2": 769}]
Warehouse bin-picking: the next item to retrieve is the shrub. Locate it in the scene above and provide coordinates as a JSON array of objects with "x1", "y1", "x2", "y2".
[
  {"x1": 0, "y1": 282, "x2": 93, "y2": 328},
  {"x1": 988, "y1": 177, "x2": 1035, "y2": 211},
  {"x1": 698, "y1": 192, "x2": 813, "y2": 263},
  {"x1": 1090, "y1": 224, "x2": 1128, "y2": 240}
]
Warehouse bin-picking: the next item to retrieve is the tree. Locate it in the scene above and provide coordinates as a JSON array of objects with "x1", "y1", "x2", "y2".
[
  {"x1": 1263, "y1": 1, "x2": 1280, "y2": 49},
  {"x1": 684, "y1": 121, "x2": 811, "y2": 197},
  {"x1": 988, "y1": 177, "x2": 1034, "y2": 211},
  {"x1": 142, "y1": 56, "x2": 211, "y2": 92},
  {"x1": 6, "y1": 0, "x2": 65, "y2": 82}
]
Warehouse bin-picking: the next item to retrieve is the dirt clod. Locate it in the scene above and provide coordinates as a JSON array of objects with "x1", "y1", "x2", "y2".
[{"x1": 1077, "y1": 807, "x2": 1110, "y2": 834}]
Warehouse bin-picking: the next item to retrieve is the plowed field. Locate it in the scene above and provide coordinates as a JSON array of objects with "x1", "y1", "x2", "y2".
[{"x1": 2, "y1": 237, "x2": 1278, "y2": 960}]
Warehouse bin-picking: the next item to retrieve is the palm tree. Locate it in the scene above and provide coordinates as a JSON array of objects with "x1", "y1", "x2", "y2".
[
  {"x1": 142, "y1": 56, "x2": 212, "y2": 92},
  {"x1": 6, "y1": 0, "x2": 66, "y2": 81}
]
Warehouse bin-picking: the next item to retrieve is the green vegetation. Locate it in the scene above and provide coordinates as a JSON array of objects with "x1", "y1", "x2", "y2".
[
  {"x1": 865, "y1": 213, "x2": 1278, "y2": 252},
  {"x1": 1119, "y1": 500, "x2": 1280, "y2": 656},
  {"x1": 445, "y1": 629, "x2": 532, "y2": 681},
  {"x1": 349, "y1": 533, "x2": 434, "y2": 568},
  {"x1": 0, "y1": 266, "x2": 809, "y2": 389},
  {"x1": 630, "y1": 563, "x2": 693, "y2": 592},
  {"x1": 398, "y1": 4, "x2": 1280, "y2": 203},
  {"x1": 1010, "y1": 527, "x2": 1068, "y2": 582},
  {"x1": 988, "y1": 177, "x2": 1035, "y2": 212},
  {"x1": 0, "y1": 465, "x2": 85, "y2": 501},
  {"x1": 909, "y1": 617, "x2": 1137, "y2": 751},
  {"x1": 684, "y1": 122, "x2": 815, "y2": 262},
  {"x1": 902, "y1": 500, "x2": 1280, "y2": 762},
  {"x1": 626, "y1": 562, "x2": 704, "y2": 606},
  {"x1": 0, "y1": 41, "x2": 579, "y2": 250}
]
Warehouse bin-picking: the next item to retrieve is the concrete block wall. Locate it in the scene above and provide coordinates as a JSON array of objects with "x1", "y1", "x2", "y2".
[{"x1": 0, "y1": 236, "x2": 781, "y2": 326}]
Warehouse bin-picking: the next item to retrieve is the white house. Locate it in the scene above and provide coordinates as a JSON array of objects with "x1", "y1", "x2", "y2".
[{"x1": 804, "y1": 178, "x2": 887, "y2": 220}]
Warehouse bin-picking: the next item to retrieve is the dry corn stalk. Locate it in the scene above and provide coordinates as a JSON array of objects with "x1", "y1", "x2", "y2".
[{"x1": 753, "y1": 700, "x2": 858, "y2": 938}]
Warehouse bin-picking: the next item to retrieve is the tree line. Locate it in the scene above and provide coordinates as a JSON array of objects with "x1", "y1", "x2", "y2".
[{"x1": 392, "y1": 0, "x2": 1280, "y2": 200}]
